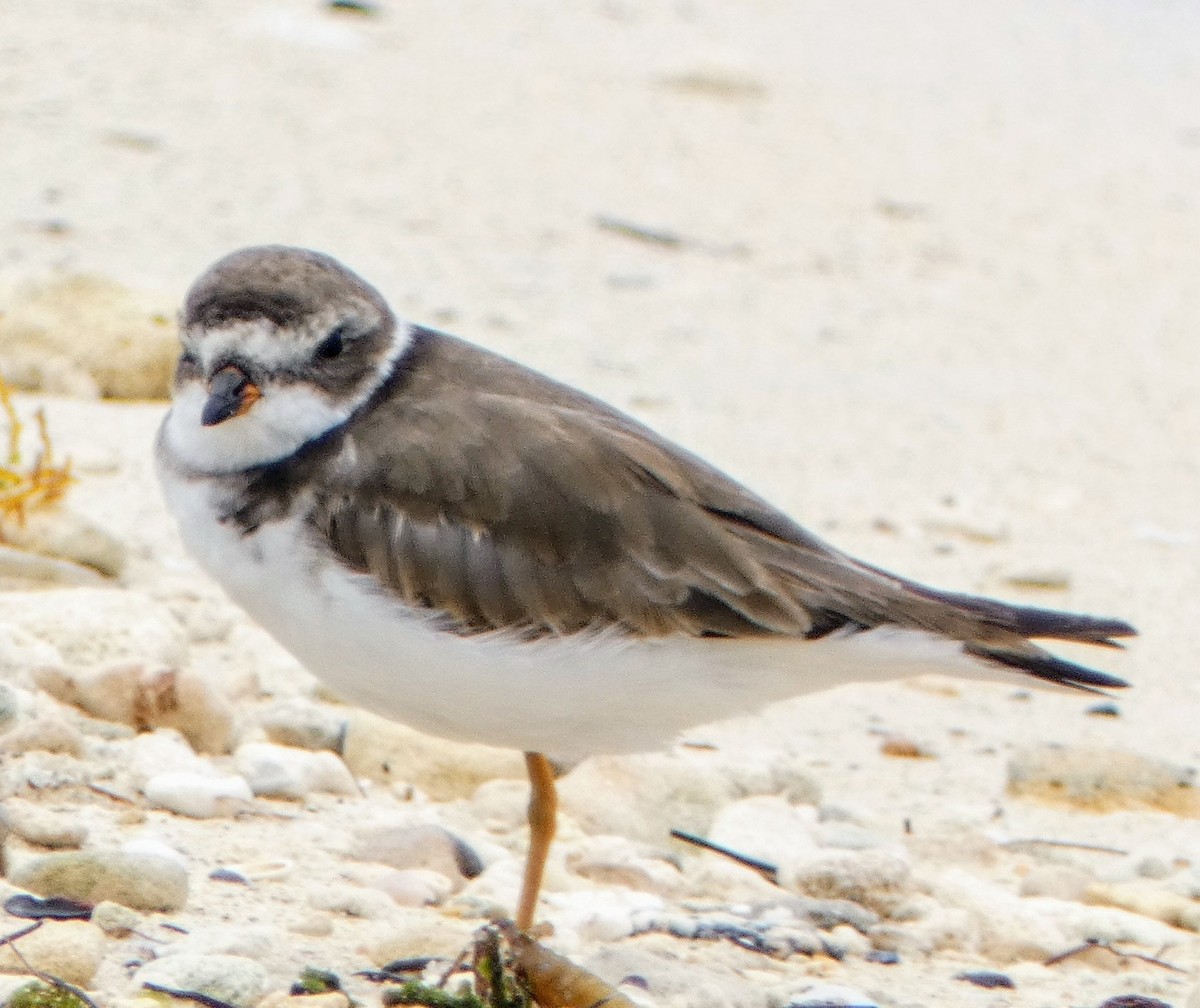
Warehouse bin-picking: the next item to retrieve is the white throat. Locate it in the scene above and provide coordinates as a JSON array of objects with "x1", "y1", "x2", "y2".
[{"x1": 162, "y1": 381, "x2": 350, "y2": 474}]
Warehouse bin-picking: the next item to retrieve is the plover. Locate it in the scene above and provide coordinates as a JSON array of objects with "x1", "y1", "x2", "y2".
[{"x1": 156, "y1": 245, "x2": 1134, "y2": 929}]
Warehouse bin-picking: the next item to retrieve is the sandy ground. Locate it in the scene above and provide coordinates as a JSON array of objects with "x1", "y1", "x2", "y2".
[{"x1": 2, "y1": 1, "x2": 1200, "y2": 1006}]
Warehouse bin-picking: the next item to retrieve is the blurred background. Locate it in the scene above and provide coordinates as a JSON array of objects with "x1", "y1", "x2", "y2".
[{"x1": 0, "y1": 0, "x2": 1197, "y2": 742}]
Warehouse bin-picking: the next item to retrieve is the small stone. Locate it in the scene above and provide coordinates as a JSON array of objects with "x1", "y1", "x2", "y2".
[
  {"x1": 1086, "y1": 880, "x2": 1200, "y2": 931},
  {"x1": 0, "y1": 588, "x2": 187, "y2": 668},
  {"x1": 0, "y1": 507, "x2": 126, "y2": 578},
  {"x1": 566, "y1": 835, "x2": 685, "y2": 897},
  {"x1": 260, "y1": 994, "x2": 350, "y2": 1008},
  {"x1": 308, "y1": 884, "x2": 398, "y2": 919},
  {"x1": 0, "y1": 716, "x2": 85, "y2": 757},
  {"x1": 0, "y1": 545, "x2": 105, "y2": 589},
  {"x1": 1019, "y1": 865, "x2": 1092, "y2": 901},
  {"x1": 785, "y1": 851, "x2": 913, "y2": 917},
  {"x1": 0, "y1": 920, "x2": 106, "y2": 985},
  {"x1": 955, "y1": 971, "x2": 1015, "y2": 989},
  {"x1": 1097, "y1": 998, "x2": 1173, "y2": 1008},
  {"x1": 143, "y1": 771, "x2": 254, "y2": 818},
  {"x1": 259, "y1": 698, "x2": 345, "y2": 751},
  {"x1": 92, "y1": 899, "x2": 141, "y2": 937},
  {"x1": 349, "y1": 865, "x2": 455, "y2": 907},
  {"x1": 0, "y1": 681, "x2": 26, "y2": 732},
  {"x1": 34, "y1": 663, "x2": 234, "y2": 754},
  {"x1": 341, "y1": 709, "x2": 523, "y2": 799},
  {"x1": 360, "y1": 913, "x2": 478, "y2": 966},
  {"x1": 134, "y1": 954, "x2": 269, "y2": 1008},
  {"x1": 707, "y1": 795, "x2": 819, "y2": 872},
  {"x1": 235, "y1": 742, "x2": 357, "y2": 799},
  {"x1": 289, "y1": 912, "x2": 334, "y2": 937},
  {"x1": 351, "y1": 822, "x2": 480, "y2": 883},
  {"x1": 1007, "y1": 745, "x2": 1200, "y2": 815},
  {"x1": 9, "y1": 847, "x2": 188, "y2": 911},
  {"x1": 0, "y1": 623, "x2": 64, "y2": 679},
  {"x1": 879, "y1": 734, "x2": 936, "y2": 759},
  {"x1": 4, "y1": 799, "x2": 88, "y2": 848},
  {"x1": 784, "y1": 982, "x2": 879, "y2": 1007}
]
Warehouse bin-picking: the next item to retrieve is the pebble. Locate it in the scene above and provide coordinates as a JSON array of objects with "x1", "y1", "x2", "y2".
[
  {"x1": 235, "y1": 741, "x2": 357, "y2": 799},
  {"x1": 565, "y1": 834, "x2": 685, "y2": 897},
  {"x1": 956, "y1": 970, "x2": 1015, "y2": 988},
  {"x1": 124, "y1": 728, "x2": 210, "y2": 785},
  {"x1": 34, "y1": 663, "x2": 235, "y2": 754},
  {"x1": 1007, "y1": 745, "x2": 1200, "y2": 815},
  {"x1": 3, "y1": 799, "x2": 88, "y2": 848},
  {"x1": 134, "y1": 954, "x2": 269, "y2": 1008},
  {"x1": 341, "y1": 708, "x2": 523, "y2": 799},
  {"x1": 0, "y1": 715, "x2": 86, "y2": 757},
  {"x1": 0, "y1": 920, "x2": 106, "y2": 986},
  {"x1": 351, "y1": 822, "x2": 481, "y2": 883},
  {"x1": 259, "y1": 697, "x2": 346, "y2": 751},
  {"x1": 347, "y1": 864, "x2": 455, "y2": 907},
  {"x1": 0, "y1": 623, "x2": 62, "y2": 680},
  {"x1": 784, "y1": 982, "x2": 879, "y2": 1007},
  {"x1": 259, "y1": 994, "x2": 351, "y2": 1008},
  {"x1": 289, "y1": 912, "x2": 334, "y2": 937},
  {"x1": 360, "y1": 912, "x2": 478, "y2": 966},
  {"x1": 143, "y1": 770, "x2": 255, "y2": 818},
  {"x1": 0, "y1": 545, "x2": 105, "y2": 589},
  {"x1": 0, "y1": 588, "x2": 187, "y2": 668},
  {"x1": 9, "y1": 846, "x2": 189, "y2": 911},
  {"x1": 707, "y1": 795, "x2": 820, "y2": 871},
  {"x1": 1086, "y1": 880, "x2": 1200, "y2": 931},
  {"x1": 91, "y1": 899, "x2": 141, "y2": 937},
  {"x1": 1, "y1": 507, "x2": 126, "y2": 578},
  {"x1": 785, "y1": 851, "x2": 913, "y2": 917},
  {"x1": 0, "y1": 682, "x2": 24, "y2": 733},
  {"x1": 307, "y1": 883, "x2": 399, "y2": 919}
]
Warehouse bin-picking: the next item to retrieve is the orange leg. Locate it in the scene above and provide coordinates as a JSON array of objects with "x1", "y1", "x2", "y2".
[{"x1": 516, "y1": 751, "x2": 558, "y2": 931}]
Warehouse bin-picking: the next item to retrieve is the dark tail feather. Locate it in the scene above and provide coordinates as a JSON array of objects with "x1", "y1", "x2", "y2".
[
  {"x1": 1002, "y1": 606, "x2": 1136, "y2": 648},
  {"x1": 964, "y1": 642, "x2": 1130, "y2": 694}
]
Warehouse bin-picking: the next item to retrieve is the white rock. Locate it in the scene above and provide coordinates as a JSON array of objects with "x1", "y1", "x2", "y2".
[
  {"x1": 34, "y1": 662, "x2": 234, "y2": 754},
  {"x1": 258, "y1": 697, "x2": 346, "y2": 751},
  {"x1": 0, "y1": 715, "x2": 85, "y2": 756},
  {"x1": 124, "y1": 728, "x2": 211, "y2": 785},
  {"x1": 307, "y1": 884, "x2": 399, "y2": 919},
  {"x1": 351, "y1": 822, "x2": 480, "y2": 882},
  {"x1": 0, "y1": 622, "x2": 63, "y2": 679},
  {"x1": 0, "y1": 588, "x2": 187, "y2": 668},
  {"x1": 235, "y1": 742, "x2": 356, "y2": 799},
  {"x1": 786, "y1": 983, "x2": 879, "y2": 1007},
  {"x1": 0, "y1": 920, "x2": 106, "y2": 986},
  {"x1": 1, "y1": 506, "x2": 126, "y2": 577},
  {"x1": 144, "y1": 771, "x2": 254, "y2": 818},
  {"x1": 565, "y1": 834, "x2": 685, "y2": 896},
  {"x1": 9, "y1": 847, "x2": 188, "y2": 911},
  {"x1": 708, "y1": 794, "x2": 820, "y2": 869},
  {"x1": 156, "y1": 924, "x2": 283, "y2": 960},
  {"x1": 134, "y1": 954, "x2": 268, "y2": 1008},
  {"x1": 784, "y1": 850, "x2": 913, "y2": 917},
  {"x1": 545, "y1": 887, "x2": 664, "y2": 944},
  {"x1": 3, "y1": 798, "x2": 88, "y2": 848},
  {"x1": 348, "y1": 864, "x2": 455, "y2": 907}
]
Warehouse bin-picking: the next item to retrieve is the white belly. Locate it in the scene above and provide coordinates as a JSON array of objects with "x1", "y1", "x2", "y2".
[{"x1": 159, "y1": 469, "x2": 982, "y2": 762}]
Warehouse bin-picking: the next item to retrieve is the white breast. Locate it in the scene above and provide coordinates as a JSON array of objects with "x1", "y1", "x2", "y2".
[{"x1": 158, "y1": 464, "x2": 989, "y2": 762}]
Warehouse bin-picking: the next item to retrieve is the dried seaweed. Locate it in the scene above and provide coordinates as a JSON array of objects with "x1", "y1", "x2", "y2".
[{"x1": 0, "y1": 375, "x2": 74, "y2": 534}]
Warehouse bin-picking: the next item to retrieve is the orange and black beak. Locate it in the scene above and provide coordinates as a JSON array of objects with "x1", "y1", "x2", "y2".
[{"x1": 201, "y1": 365, "x2": 261, "y2": 427}]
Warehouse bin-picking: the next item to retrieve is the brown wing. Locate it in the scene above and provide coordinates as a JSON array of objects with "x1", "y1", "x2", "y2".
[{"x1": 300, "y1": 333, "x2": 1133, "y2": 690}]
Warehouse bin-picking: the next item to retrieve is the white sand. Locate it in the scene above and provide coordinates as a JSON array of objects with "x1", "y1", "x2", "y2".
[{"x1": 2, "y1": 2, "x2": 1199, "y2": 1005}]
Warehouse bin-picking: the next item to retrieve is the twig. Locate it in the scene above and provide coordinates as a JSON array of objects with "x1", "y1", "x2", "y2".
[
  {"x1": 1044, "y1": 937, "x2": 1186, "y2": 973},
  {"x1": 1000, "y1": 837, "x2": 1128, "y2": 856},
  {"x1": 141, "y1": 983, "x2": 240, "y2": 1008},
  {"x1": 669, "y1": 829, "x2": 779, "y2": 883},
  {"x1": 0, "y1": 921, "x2": 43, "y2": 947},
  {"x1": 5, "y1": 935, "x2": 102, "y2": 1008},
  {"x1": 595, "y1": 215, "x2": 683, "y2": 248}
]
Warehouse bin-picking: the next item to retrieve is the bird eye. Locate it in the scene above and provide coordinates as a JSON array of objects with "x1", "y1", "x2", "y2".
[{"x1": 315, "y1": 325, "x2": 348, "y2": 360}]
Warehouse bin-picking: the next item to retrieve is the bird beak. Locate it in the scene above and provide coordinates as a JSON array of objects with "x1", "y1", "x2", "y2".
[{"x1": 201, "y1": 365, "x2": 261, "y2": 427}]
